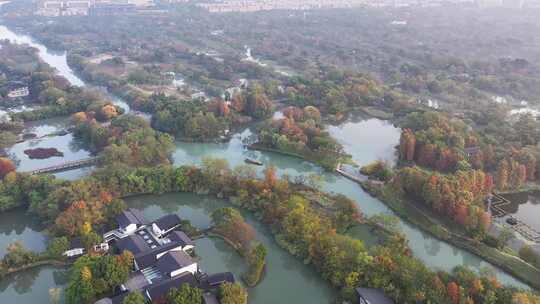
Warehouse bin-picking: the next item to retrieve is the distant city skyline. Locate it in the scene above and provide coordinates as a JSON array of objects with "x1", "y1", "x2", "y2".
[{"x1": 196, "y1": 0, "x2": 540, "y2": 12}]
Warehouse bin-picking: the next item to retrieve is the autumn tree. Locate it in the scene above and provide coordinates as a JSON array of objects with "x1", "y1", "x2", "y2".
[
  {"x1": 400, "y1": 129, "x2": 416, "y2": 161},
  {"x1": 0, "y1": 157, "x2": 15, "y2": 178},
  {"x1": 218, "y1": 101, "x2": 231, "y2": 117},
  {"x1": 447, "y1": 282, "x2": 460, "y2": 304},
  {"x1": 123, "y1": 291, "x2": 146, "y2": 304},
  {"x1": 210, "y1": 207, "x2": 255, "y2": 249},
  {"x1": 72, "y1": 111, "x2": 89, "y2": 124},
  {"x1": 496, "y1": 159, "x2": 509, "y2": 190},
  {"x1": 264, "y1": 165, "x2": 277, "y2": 188},
  {"x1": 99, "y1": 104, "x2": 119, "y2": 121}
]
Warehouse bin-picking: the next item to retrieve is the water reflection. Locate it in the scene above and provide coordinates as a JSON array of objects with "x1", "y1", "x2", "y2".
[
  {"x1": 500, "y1": 192, "x2": 540, "y2": 232},
  {"x1": 0, "y1": 267, "x2": 68, "y2": 303},
  {"x1": 0, "y1": 209, "x2": 46, "y2": 257},
  {"x1": 327, "y1": 114, "x2": 400, "y2": 167},
  {"x1": 423, "y1": 237, "x2": 442, "y2": 257},
  {"x1": 7, "y1": 133, "x2": 92, "y2": 173}
]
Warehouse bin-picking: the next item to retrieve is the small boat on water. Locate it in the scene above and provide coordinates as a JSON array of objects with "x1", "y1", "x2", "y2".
[{"x1": 245, "y1": 158, "x2": 263, "y2": 166}]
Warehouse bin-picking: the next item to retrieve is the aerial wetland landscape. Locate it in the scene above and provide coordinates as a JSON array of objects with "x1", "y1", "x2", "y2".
[{"x1": 0, "y1": 0, "x2": 540, "y2": 304}]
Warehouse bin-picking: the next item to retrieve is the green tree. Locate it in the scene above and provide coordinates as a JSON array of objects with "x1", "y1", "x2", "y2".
[
  {"x1": 219, "y1": 282, "x2": 248, "y2": 304},
  {"x1": 210, "y1": 207, "x2": 255, "y2": 248},
  {"x1": 103, "y1": 255, "x2": 131, "y2": 292},
  {"x1": 46, "y1": 237, "x2": 69, "y2": 258},
  {"x1": 243, "y1": 242, "x2": 267, "y2": 286},
  {"x1": 497, "y1": 227, "x2": 515, "y2": 248},
  {"x1": 65, "y1": 266, "x2": 95, "y2": 304},
  {"x1": 123, "y1": 291, "x2": 146, "y2": 304},
  {"x1": 167, "y1": 284, "x2": 202, "y2": 304}
]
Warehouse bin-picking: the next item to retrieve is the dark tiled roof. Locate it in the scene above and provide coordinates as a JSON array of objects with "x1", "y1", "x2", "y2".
[
  {"x1": 124, "y1": 271, "x2": 151, "y2": 291},
  {"x1": 206, "y1": 272, "x2": 235, "y2": 286},
  {"x1": 134, "y1": 240, "x2": 184, "y2": 270},
  {"x1": 117, "y1": 234, "x2": 150, "y2": 255},
  {"x1": 146, "y1": 272, "x2": 198, "y2": 301},
  {"x1": 117, "y1": 209, "x2": 146, "y2": 228},
  {"x1": 356, "y1": 288, "x2": 394, "y2": 304},
  {"x1": 70, "y1": 237, "x2": 84, "y2": 249},
  {"x1": 153, "y1": 214, "x2": 182, "y2": 231},
  {"x1": 156, "y1": 251, "x2": 195, "y2": 275},
  {"x1": 169, "y1": 231, "x2": 195, "y2": 247},
  {"x1": 134, "y1": 251, "x2": 157, "y2": 271}
]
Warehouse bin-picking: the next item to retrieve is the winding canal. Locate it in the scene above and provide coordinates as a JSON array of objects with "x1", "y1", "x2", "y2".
[{"x1": 0, "y1": 13, "x2": 534, "y2": 304}]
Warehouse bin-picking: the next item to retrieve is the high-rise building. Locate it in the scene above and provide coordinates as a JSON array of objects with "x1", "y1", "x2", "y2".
[
  {"x1": 36, "y1": 0, "x2": 94, "y2": 16},
  {"x1": 475, "y1": 0, "x2": 502, "y2": 7},
  {"x1": 36, "y1": 0, "x2": 154, "y2": 16}
]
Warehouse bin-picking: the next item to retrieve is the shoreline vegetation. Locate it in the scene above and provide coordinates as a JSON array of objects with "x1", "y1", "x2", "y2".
[
  {"x1": 0, "y1": 238, "x2": 72, "y2": 280},
  {"x1": 1, "y1": 155, "x2": 538, "y2": 302},
  {"x1": 0, "y1": 259, "x2": 68, "y2": 278},
  {"x1": 209, "y1": 207, "x2": 267, "y2": 287},
  {"x1": 251, "y1": 106, "x2": 354, "y2": 170},
  {"x1": 359, "y1": 181, "x2": 540, "y2": 291}
]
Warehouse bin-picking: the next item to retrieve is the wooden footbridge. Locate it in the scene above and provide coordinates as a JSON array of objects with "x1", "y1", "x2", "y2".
[
  {"x1": 489, "y1": 193, "x2": 540, "y2": 243},
  {"x1": 25, "y1": 158, "x2": 98, "y2": 175}
]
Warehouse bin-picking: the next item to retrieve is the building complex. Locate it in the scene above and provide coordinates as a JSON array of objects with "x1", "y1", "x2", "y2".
[
  {"x1": 36, "y1": 0, "x2": 154, "y2": 16},
  {"x1": 61, "y1": 208, "x2": 235, "y2": 304}
]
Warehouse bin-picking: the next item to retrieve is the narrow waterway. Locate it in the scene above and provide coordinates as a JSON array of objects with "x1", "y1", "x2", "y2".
[
  {"x1": 0, "y1": 13, "x2": 534, "y2": 303},
  {"x1": 173, "y1": 127, "x2": 530, "y2": 289},
  {"x1": 0, "y1": 209, "x2": 46, "y2": 258},
  {"x1": 0, "y1": 25, "x2": 84, "y2": 87}
]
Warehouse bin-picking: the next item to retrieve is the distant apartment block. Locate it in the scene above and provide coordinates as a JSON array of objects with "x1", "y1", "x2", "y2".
[
  {"x1": 7, "y1": 86, "x2": 29, "y2": 98},
  {"x1": 37, "y1": 0, "x2": 93, "y2": 16},
  {"x1": 195, "y1": 0, "x2": 484, "y2": 12},
  {"x1": 197, "y1": 0, "x2": 372, "y2": 13},
  {"x1": 36, "y1": 0, "x2": 154, "y2": 16}
]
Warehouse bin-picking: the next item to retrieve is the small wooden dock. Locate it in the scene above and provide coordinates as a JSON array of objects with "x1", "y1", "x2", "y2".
[
  {"x1": 490, "y1": 193, "x2": 540, "y2": 243},
  {"x1": 26, "y1": 158, "x2": 97, "y2": 175},
  {"x1": 490, "y1": 193, "x2": 512, "y2": 218}
]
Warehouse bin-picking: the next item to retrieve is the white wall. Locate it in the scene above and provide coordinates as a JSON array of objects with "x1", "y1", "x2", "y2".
[
  {"x1": 156, "y1": 246, "x2": 183, "y2": 259},
  {"x1": 170, "y1": 263, "x2": 198, "y2": 278},
  {"x1": 63, "y1": 248, "x2": 84, "y2": 257},
  {"x1": 123, "y1": 223, "x2": 138, "y2": 234}
]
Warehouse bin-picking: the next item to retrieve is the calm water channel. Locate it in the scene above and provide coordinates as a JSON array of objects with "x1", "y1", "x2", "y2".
[
  {"x1": 500, "y1": 192, "x2": 540, "y2": 232},
  {"x1": 0, "y1": 13, "x2": 534, "y2": 304},
  {"x1": 126, "y1": 193, "x2": 337, "y2": 303}
]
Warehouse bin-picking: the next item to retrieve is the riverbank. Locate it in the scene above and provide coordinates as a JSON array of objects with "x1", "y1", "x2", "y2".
[
  {"x1": 498, "y1": 185, "x2": 540, "y2": 195},
  {"x1": 360, "y1": 181, "x2": 540, "y2": 291},
  {"x1": 206, "y1": 231, "x2": 265, "y2": 288},
  {"x1": 248, "y1": 143, "x2": 350, "y2": 171},
  {"x1": 0, "y1": 259, "x2": 68, "y2": 279}
]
